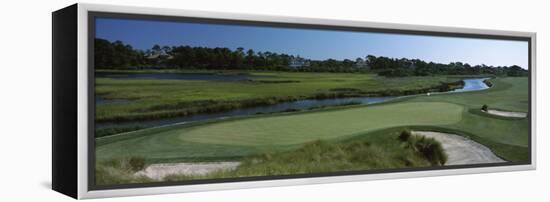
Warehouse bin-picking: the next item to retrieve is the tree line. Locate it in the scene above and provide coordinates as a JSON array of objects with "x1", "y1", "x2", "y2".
[
  {"x1": 369, "y1": 56, "x2": 527, "y2": 77},
  {"x1": 94, "y1": 38, "x2": 528, "y2": 77}
]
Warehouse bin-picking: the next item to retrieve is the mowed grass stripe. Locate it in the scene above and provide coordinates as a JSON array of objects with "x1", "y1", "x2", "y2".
[{"x1": 178, "y1": 102, "x2": 464, "y2": 146}]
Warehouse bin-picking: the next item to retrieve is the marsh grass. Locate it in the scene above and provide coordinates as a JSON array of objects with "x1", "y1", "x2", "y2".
[{"x1": 95, "y1": 71, "x2": 464, "y2": 123}]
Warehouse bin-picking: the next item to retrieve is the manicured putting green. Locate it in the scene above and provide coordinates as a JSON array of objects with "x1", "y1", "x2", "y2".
[
  {"x1": 97, "y1": 102, "x2": 463, "y2": 161},
  {"x1": 179, "y1": 102, "x2": 463, "y2": 146}
]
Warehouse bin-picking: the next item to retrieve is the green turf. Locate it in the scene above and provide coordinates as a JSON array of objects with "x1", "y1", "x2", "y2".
[
  {"x1": 96, "y1": 101, "x2": 463, "y2": 161},
  {"x1": 179, "y1": 102, "x2": 463, "y2": 146},
  {"x1": 409, "y1": 77, "x2": 529, "y2": 147},
  {"x1": 96, "y1": 77, "x2": 529, "y2": 164}
]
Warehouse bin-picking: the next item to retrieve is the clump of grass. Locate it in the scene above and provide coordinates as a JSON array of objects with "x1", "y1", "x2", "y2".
[
  {"x1": 95, "y1": 156, "x2": 150, "y2": 185},
  {"x1": 129, "y1": 157, "x2": 146, "y2": 171},
  {"x1": 398, "y1": 130, "x2": 412, "y2": 142},
  {"x1": 481, "y1": 104, "x2": 489, "y2": 112},
  {"x1": 401, "y1": 132, "x2": 447, "y2": 166},
  {"x1": 414, "y1": 136, "x2": 447, "y2": 166}
]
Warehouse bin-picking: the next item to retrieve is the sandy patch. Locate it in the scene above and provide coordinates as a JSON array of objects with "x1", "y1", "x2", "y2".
[
  {"x1": 135, "y1": 162, "x2": 240, "y2": 180},
  {"x1": 412, "y1": 131, "x2": 504, "y2": 165},
  {"x1": 485, "y1": 109, "x2": 527, "y2": 118}
]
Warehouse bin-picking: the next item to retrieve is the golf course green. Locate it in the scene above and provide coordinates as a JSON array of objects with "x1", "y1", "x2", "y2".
[
  {"x1": 180, "y1": 102, "x2": 463, "y2": 146},
  {"x1": 96, "y1": 76, "x2": 529, "y2": 165}
]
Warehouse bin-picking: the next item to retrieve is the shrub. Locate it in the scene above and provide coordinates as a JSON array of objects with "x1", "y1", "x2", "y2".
[
  {"x1": 398, "y1": 130, "x2": 412, "y2": 142},
  {"x1": 483, "y1": 80, "x2": 493, "y2": 87},
  {"x1": 410, "y1": 136, "x2": 448, "y2": 166},
  {"x1": 481, "y1": 104, "x2": 489, "y2": 112}
]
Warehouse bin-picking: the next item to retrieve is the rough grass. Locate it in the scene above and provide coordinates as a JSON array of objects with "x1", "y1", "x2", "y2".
[
  {"x1": 95, "y1": 157, "x2": 152, "y2": 185},
  {"x1": 165, "y1": 139, "x2": 432, "y2": 181},
  {"x1": 96, "y1": 137, "x2": 434, "y2": 185},
  {"x1": 404, "y1": 135, "x2": 448, "y2": 166}
]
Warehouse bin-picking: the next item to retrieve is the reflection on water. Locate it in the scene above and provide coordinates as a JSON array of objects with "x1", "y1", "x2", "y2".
[{"x1": 450, "y1": 78, "x2": 490, "y2": 92}]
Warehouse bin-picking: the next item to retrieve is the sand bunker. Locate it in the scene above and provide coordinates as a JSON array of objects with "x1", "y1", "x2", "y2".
[
  {"x1": 135, "y1": 162, "x2": 240, "y2": 180},
  {"x1": 412, "y1": 131, "x2": 504, "y2": 165},
  {"x1": 485, "y1": 109, "x2": 527, "y2": 118}
]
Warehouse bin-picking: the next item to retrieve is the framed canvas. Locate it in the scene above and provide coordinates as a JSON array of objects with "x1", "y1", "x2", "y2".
[{"x1": 52, "y1": 3, "x2": 536, "y2": 199}]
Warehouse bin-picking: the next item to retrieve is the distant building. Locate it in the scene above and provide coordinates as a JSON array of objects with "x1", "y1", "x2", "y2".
[
  {"x1": 406, "y1": 62, "x2": 416, "y2": 69},
  {"x1": 145, "y1": 52, "x2": 173, "y2": 60},
  {"x1": 144, "y1": 51, "x2": 173, "y2": 69},
  {"x1": 289, "y1": 56, "x2": 310, "y2": 68}
]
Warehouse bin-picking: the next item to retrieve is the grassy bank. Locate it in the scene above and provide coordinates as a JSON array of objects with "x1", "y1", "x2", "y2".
[{"x1": 96, "y1": 135, "x2": 435, "y2": 185}]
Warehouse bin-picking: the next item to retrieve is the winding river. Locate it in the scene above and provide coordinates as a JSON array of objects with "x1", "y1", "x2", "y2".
[{"x1": 96, "y1": 76, "x2": 490, "y2": 130}]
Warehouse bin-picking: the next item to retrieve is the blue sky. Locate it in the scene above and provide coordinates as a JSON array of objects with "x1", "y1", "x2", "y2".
[{"x1": 96, "y1": 17, "x2": 529, "y2": 69}]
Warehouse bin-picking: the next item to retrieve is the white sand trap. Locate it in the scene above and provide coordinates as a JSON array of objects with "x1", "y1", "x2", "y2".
[
  {"x1": 135, "y1": 162, "x2": 240, "y2": 180},
  {"x1": 485, "y1": 109, "x2": 527, "y2": 118},
  {"x1": 412, "y1": 131, "x2": 504, "y2": 165}
]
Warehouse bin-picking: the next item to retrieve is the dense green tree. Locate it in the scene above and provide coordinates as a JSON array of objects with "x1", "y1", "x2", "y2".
[
  {"x1": 94, "y1": 38, "x2": 145, "y2": 69},
  {"x1": 94, "y1": 38, "x2": 528, "y2": 76}
]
